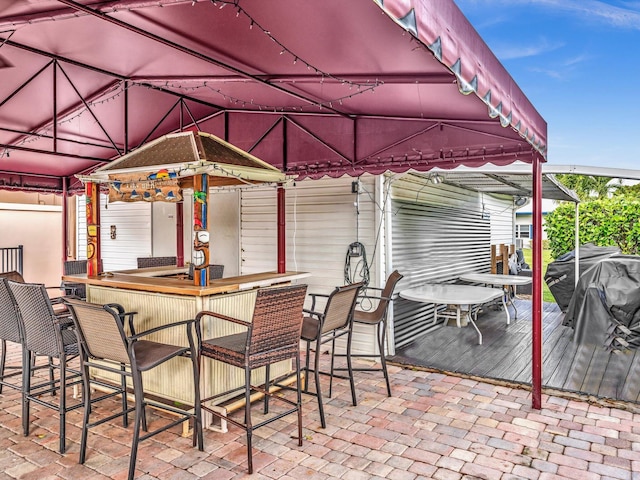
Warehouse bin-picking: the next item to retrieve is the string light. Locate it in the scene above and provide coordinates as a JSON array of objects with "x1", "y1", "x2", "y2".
[{"x1": 3, "y1": 0, "x2": 386, "y2": 151}]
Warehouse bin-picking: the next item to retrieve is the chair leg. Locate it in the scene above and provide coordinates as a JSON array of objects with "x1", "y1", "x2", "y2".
[
  {"x1": 303, "y1": 340, "x2": 311, "y2": 392},
  {"x1": 120, "y1": 364, "x2": 129, "y2": 427},
  {"x1": 22, "y1": 349, "x2": 31, "y2": 437},
  {"x1": 48, "y1": 356, "x2": 56, "y2": 396},
  {"x1": 263, "y1": 364, "x2": 270, "y2": 414},
  {"x1": 346, "y1": 326, "x2": 357, "y2": 407},
  {"x1": 295, "y1": 354, "x2": 303, "y2": 447},
  {"x1": 190, "y1": 348, "x2": 203, "y2": 451},
  {"x1": 129, "y1": 371, "x2": 145, "y2": 480},
  {"x1": 313, "y1": 337, "x2": 326, "y2": 429},
  {"x1": 378, "y1": 318, "x2": 392, "y2": 397},
  {"x1": 328, "y1": 336, "x2": 336, "y2": 398},
  {"x1": 0, "y1": 339, "x2": 6, "y2": 394},
  {"x1": 244, "y1": 366, "x2": 254, "y2": 474},
  {"x1": 59, "y1": 354, "x2": 67, "y2": 454},
  {"x1": 79, "y1": 362, "x2": 92, "y2": 464}
]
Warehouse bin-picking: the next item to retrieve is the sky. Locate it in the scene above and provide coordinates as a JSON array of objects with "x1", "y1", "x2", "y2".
[{"x1": 453, "y1": 0, "x2": 640, "y2": 171}]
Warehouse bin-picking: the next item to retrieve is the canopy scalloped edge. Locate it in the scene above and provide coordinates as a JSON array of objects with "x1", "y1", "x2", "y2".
[{"x1": 376, "y1": 0, "x2": 547, "y2": 158}]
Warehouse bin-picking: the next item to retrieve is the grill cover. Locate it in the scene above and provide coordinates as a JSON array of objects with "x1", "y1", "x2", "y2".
[
  {"x1": 564, "y1": 255, "x2": 640, "y2": 352},
  {"x1": 545, "y1": 243, "x2": 620, "y2": 312}
]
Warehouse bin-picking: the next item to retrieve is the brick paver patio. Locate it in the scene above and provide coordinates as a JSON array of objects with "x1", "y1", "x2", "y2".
[{"x1": 0, "y1": 346, "x2": 639, "y2": 480}]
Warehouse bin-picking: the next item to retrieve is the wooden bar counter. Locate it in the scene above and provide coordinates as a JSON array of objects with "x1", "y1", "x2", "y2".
[{"x1": 63, "y1": 268, "x2": 310, "y2": 409}]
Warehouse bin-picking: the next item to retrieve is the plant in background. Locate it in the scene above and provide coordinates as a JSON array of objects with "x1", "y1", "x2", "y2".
[{"x1": 545, "y1": 196, "x2": 640, "y2": 258}]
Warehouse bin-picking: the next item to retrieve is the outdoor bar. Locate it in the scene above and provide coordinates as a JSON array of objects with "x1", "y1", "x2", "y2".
[{"x1": 63, "y1": 131, "x2": 309, "y2": 406}]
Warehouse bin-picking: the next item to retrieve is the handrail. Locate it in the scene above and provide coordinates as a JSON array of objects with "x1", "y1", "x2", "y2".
[{"x1": 0, "y1": 245, "x2": 23, "y2": 275}]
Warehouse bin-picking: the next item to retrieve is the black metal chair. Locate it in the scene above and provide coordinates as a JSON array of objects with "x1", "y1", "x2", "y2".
[
  {"x1": 136, "y1": 256, "x2": 177, "y2": 268},
  {"x1": 64, "y1": 298, "x2": 203, "y2": 480},
  {"x1": 297, "y1": 282, "x2": 363, "y2": 428},
  {"x1": 6, "y1": 280, "x2": 82, "y2": 454},
  {"x1": 348, "y1": 270, "x2": 404, "y2": 397},
  {"x1": 61, "y1": 260, "x2": 87, "y2": 299},
  {"x1": 195, "y1": 283, "x2": 308, "y2": 474}
]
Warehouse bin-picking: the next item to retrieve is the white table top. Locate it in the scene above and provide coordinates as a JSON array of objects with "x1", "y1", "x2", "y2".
[
  {"x1": 400, "y1": 283, "x2": 504, "y2": 305},
  {"x1": 459, "y1": 273, "x2": 532, "y2": 286}
]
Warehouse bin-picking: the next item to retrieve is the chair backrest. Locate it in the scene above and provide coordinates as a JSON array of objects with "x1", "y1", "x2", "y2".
[
  {"x1": 248, "y1": 284, "x2": 308, "y2": 358},
  {"x1": 369, "y1": 270, "x2": 404, "y2": 319},
  {"x1": 0, "y1": 278, "x2": 23, "y2": 344},
  {"x1": 137, "y1": 256, "x2": 176, "y2": 269},
  {"x1": 63, "y1": 260, "x2": 87, "y2": 275},
  {"x1": 0, "y1": 271, "x2": 25, "y2": 283},
  {"x1": 321, "y1": 282, "x2": 364, "y2": 334},
  {"x1": 188, "y1": 263, "x2": 225, "y2": 280},
  {"x1": 7, "y1": 280, "x2": 61, "y2": 357},
  {"x1": 65, "y1": 298, "x2": 130, "y2": 365}
]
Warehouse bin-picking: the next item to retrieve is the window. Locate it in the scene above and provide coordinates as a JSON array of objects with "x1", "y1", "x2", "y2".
[{"x1": 516, "y1": 224, "x2": 531, "y2": 239}]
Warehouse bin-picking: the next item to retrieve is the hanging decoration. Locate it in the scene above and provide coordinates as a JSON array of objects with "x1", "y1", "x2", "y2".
[{"x1": 107, "y1": 169, "x2": 182, "y2": 203}]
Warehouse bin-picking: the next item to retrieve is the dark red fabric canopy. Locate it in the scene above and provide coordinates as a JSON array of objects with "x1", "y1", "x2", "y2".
[{"x1": 0, "y1": 0, "x2": 546, "y2": 194}]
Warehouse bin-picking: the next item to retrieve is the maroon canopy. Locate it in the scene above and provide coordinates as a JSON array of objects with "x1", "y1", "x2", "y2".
[{"x1": 0, "y1": 0, "x2": 546, "y2": 193}]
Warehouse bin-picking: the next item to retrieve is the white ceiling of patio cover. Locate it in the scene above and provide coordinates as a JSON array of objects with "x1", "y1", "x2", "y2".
[{"x1": 0, "y1": 0, "x2": 547, "y2": 194}]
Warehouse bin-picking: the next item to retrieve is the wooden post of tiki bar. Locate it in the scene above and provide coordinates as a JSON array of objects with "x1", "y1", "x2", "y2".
[
  {"x1": 192, "y1": 173, "x2": 210, "y2": 286},
  {"x1": 85, "y1": 181, "x2": 101, "y2": 276}
]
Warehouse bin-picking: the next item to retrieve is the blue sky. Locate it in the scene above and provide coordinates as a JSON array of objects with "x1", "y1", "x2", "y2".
[{"x1": 454, "y1": 0, "x2": 640, "y2": 170}]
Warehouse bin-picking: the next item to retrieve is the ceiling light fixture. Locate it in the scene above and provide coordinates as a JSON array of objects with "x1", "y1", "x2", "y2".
[{"x1": 514, "y1": 195, "x2": 528, "y2": 207}]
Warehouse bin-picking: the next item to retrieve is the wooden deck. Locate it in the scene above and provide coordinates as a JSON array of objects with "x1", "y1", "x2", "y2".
[{"x1": 389, "y1": 298, "x2": 640, "y2": 405}]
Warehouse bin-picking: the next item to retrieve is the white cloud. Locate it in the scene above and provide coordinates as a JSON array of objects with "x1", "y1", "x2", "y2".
[{"x1": 492, "y1": 38, "x2": 564, "y2": 60}]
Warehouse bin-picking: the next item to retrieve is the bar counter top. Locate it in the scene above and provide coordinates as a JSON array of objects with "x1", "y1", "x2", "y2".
[{"x1": 62, "y1": 267, "x2": 310, "y2": 297}]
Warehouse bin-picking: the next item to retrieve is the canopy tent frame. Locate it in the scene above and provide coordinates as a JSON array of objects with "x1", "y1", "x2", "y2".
[{"x1": 0, "y1": 0, "x2": 550, "y2": 408}]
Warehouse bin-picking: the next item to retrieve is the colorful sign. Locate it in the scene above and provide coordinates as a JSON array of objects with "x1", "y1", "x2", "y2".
[{"x1": 107, "y1": 169, "x2": 182, "y2": 203}]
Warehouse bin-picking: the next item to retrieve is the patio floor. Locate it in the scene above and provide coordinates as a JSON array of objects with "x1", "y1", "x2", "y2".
[
  {"x1": 0, "y1": 341, "x2": 639, "y2": 479},
  {"x1": 389, "y1": 299, "x2": 640, "y2": 406}
]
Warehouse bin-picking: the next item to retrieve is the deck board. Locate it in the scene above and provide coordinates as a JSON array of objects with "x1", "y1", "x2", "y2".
[{"x1": 389, "y1": 299, "x2": 640, "y2": 405}]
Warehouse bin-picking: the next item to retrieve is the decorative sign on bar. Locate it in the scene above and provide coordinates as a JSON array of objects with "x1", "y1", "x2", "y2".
[
  {"x1": 107, "y1": 169, "x2": 182, "y2": 203},
  {"x1": 193, "y1": 174, "x2": 210, "y2": 286}
]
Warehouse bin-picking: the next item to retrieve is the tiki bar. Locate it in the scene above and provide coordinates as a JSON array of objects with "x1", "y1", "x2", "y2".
[{"x1": 63, "y1": 130, "x2": 309, "y2": 406}]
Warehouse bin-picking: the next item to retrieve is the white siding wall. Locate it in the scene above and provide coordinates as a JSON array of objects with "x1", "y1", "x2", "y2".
[
  {"x1": 389, "y1": 174, "x2": 496, "y2": 347},
  {"x1": 241, "y1": 175, "x2": 381, "y2": 354},
  {"x1": 241, "y1": 175, "x2": 378, "y2": 292},
  {"x1": 76, "y1": 194, "x2": 152, "y2": 270},
  {"x1": 486, "y1": 194, "x2": 517, "y2": 245}
]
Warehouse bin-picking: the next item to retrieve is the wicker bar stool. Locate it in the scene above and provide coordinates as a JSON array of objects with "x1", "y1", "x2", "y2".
[
  {"x1": 195, "y1": 284, "x2": 308, "y2": 474},
  {"x1": 188, "y1": 263, "x2": 224, "y2": 280},
  {"x1": 136, "y1": 256, "x2": 177, "y2": 268},
  {"x1": 61, "y1": 260, "x2": 87, "y2": 299},
  {"x1": 0, "y1": 272, "x2": 72, "y2": 395},
  {"x1": 64, "y1": 298, "x2": 203, "y2": 480},
  {"x1": 0, "y1": 277, "x2": 26, "y2": 394},
  {"x1": 6, "y1": 280, "x2": 82, "y2": 454}
]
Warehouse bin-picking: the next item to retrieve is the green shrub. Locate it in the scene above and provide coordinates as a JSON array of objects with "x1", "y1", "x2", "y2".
[{"x1": 545, "y1": 196, "x2": 640, "y2": 258}]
